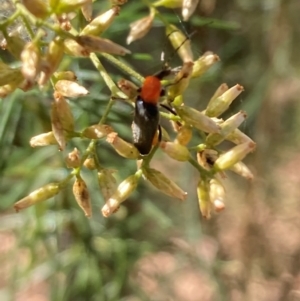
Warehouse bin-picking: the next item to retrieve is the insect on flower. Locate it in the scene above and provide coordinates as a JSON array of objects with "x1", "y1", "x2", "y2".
[{"x1": 132, "y1": 68, "x2": 171, "y2": 155}]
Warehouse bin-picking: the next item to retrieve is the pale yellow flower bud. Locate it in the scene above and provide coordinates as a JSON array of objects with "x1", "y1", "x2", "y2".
[
  {"x1": 192, "y1": 52, "x2": 220, "y2": 78},
  {"x1": 226, "y1": 128, "x2": 254, "y2": 145},
  {"x1": 76, "y1": 35, "x2": 131, "y2": 55},
  {"x1": 197, "y1": 179, "x2": 211, "y2": 219},
  {"x1": 64, "y1": 39, "x2": 90, "y2": 57},
  {"x1": 175, "y1": 125, "x2": 192, "y2": 145},
  {"x1": 209, "y1": 178, "x2": 225, "y2": 211},
  {"x1": 0, "y1": 64, "x2": 22, "y2": 86},
  {"x1": 83, "y1": 158, "x2": 96, "y2": 170},
  {"x1": 30, "y1": 131, "x2": 58, "y2": 147},
  {"x1": 73, "y1": 177, "x2": 92, "y2": 217},
  {"x1": 206, "y1": 84, "x2": 244, "y2": 117},
  {"x1": 143, "y1": 168, "x2": 188, "y2": 201},
  {"x1": 81, "y1": 6, "x2": 120, "y2": 36},
  {"x1": 214, "y1": 142, "x2": 256, "y2": 171},
  {"x1": 102, "y1": 174, "x2": 139, "y2": 217},
  {"x1": 55, "y1": 80, "x2": 89, "y2": 97},
  {"x1": 166, "y1": 24, "x2": 193, "y2": 63},
  {"x1": 6, "y1": 35, "x2": 26, "y2": 59},
  {"x1": 126, "y1": 11, "x2": 155, "y2": 44},
  {"x1": 97, "y1": 169, "x2": 117, "y2": 201},
  {"x1": 230, "y1": 161, "x2": 254, "y2": 180},
  {"x1": 160, "y1": 141, "x2": 190, "y2": 161},
  {"x1": 14, "y1": 183, "x2": 60, "y2": 212},
  {"x1": 65, "y1": 148, "x2": 81, "y2": 168},
  {"x1": 21, "y1": 42, "x2": 41, "y2": 83},
  {"x1": 182, "y1": 0, "x2": 199, "y2": 21},
  {"x1": 168, "y1": 61, "x2": 194, "y2": 100},
  {"x1": 206, "y1": 111, "x2": 247, "y2": 146},
  {"x1": 106, "y1": 132, "x2": 140, "y2": 159},
  {"x1": 175, "y1": 105, "x2": 220, "y2": 133},
  {"x1": 82, "y1": 124, "x2": 114, "y2": 139}
]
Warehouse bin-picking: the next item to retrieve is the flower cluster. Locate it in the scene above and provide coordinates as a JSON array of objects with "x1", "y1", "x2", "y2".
[{"x1": 2, "y1": 0, "x2": 255, "y2": 219}]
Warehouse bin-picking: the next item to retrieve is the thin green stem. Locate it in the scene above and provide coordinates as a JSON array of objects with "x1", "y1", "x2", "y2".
[
  {"x1": 0, "y1": 9, "x2": 21, "y2": 29},
  {"x1": 100, "y1": 53, "x2": 144, "y2": 83},
  {"x1": 188, "y1": 157, "x2": 213, "y2": 178}
]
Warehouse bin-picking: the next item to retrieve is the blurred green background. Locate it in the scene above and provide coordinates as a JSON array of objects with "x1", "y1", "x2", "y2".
[{"x1": 1, "y1": 0, "x2": 300, "y2": 300}]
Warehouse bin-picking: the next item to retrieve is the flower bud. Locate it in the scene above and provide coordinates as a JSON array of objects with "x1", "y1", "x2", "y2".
[
  {"x1": 14, "y1": 183, "x2": 60, "y2": 212},
  {"x1": 143, "y1": 168, "x2": 188, "y2": 201},
  {"x1": 166, "y1": 24, "x2": 193, "y2": 63},
  {"x1": 81, "y1": 6, "x2": 120, "y2": 36},
  {"x1": 51, "y1": 0, "x2": 91, "y2": 14},
  {"x1": 57, "y1": 14, "x2": 72, "y2": 31},
  {"x1": 175, "y1": 105, "x2": 220, "y2": 133},
  {"x1": 39, "y1": 38, "x2": 64, "y2": 86},
  {"x1": 192, "y1": 52, "x2": 220, "y2": 78},
  {"x1": 126, "y1": 10, "x2": 155, "y2": 44},
  {"x1": 182, "y1": 0, "x2": 199, "y2": 21},
  {"x1": 55, "y1": 80, "x2": 89, "y2": 97},
  {"x1": 226, "y1": 129, "x2": 254, "y2": 145},
  {"x1": 154, "y1": 0, "x2": 183, "y2": 8},
  {"x1": 21, "y1": 42, "x2": 41, "y2": 83},
  {"x1": 73, "y1": 176, "x2": 92, "y2": 217},
  {"x1": 76, "y1": 35, "x2": 131, "y2": 55},
  {"x1": 205, "y1": 84, "x2": 244, "y2": 117},
  {"x1": 81, "y1": 0, "x2": 93, "y2": 21},
  {"x1": 65, "y1": 148, "x2": 81, "y2": 168},
  {"x1": 230, "y1": 161, "x2": 254, "y2": 180},
  {"x1": 160, "y1": 141, "x2": 190, "y2": 161},
  {"x1": 83, "y1": 157, "x2": 96, "y2": 170},
  {"x1": 175, "y1": 125, "x2": 192, "y2": 145},
  {"x1": 22, "y1": 0, "x2": 49, "y2": 18},
  {"x1": 168, "y1": 61, "x2": 194, "y2": 100},
  {"x1": 51, "y1": 102, "x2": 66, "y2": 150},
  {"x1": 54, "y1": 71, "x2": 77, "y2": 81},
  {"x1": 6, "y1": 35, "x2": 26, "y2": 59},
  {"x1": 203, "y1": 83, "x2": 228, "y2": 115},
  {"x1": 53, "y1": 91, "x2": 75, "y2": 133},
  {"x1": 82, "y1": 124, "x2": 113, "y2": 139},
  {"x1": 98, "y1": 169, "x2": 117, "y2": 201},
  {"x1": 106, "y1": 132, "x2": 140, "y2": 159},
  {"x1": 197, "y1": 149, "x2": 218, "y2": 170},
  {"x1": 209, "y1": 178, "x2": 225, "y2": 212},
  {"x1": 64, "y1": 39, "x2": 90, "y2": 57},
  {"x1": 197, "y1": 179, "x2": 211, "y2": 219},
  {"x1": 102, "y1": 174, "x2": 139, "y2": 217},
  {"x1": 30, "y1": 131, "x2": 58, "y2": 147},
  {"x1": 0, "y1": 64, "x2": 22, "y2": 86},
  {"x1": 206, "y1": 111, "x2": 247, "y2": 146},
  {"x1": 117, "y1": 79, "x2": 138, "y2": 100},
  {"x1": 213, "y1": 141, "x2": 256, "y2": 171}
]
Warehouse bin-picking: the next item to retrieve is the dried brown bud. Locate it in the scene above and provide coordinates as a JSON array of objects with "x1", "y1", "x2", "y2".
[
  {"x1": 76, "y1": 35, "x2": 131, "y2": 55},
  {"x1": 65, "y1": 148, "x2": 81, "y2": 168},
  {"x1": 82, "y1": 124, "x2": 114, "y2": 139},
  {"x1": 98, "y1": 169, "x2": 117, "y2": 201},
  {"x1": 22, "y1": 0, "x2": 49, "y2": 18},
  {"x1": 73, "y1": 176, "x2": 92, "y2": 217},
  {"x1": 117, "y1": 79, "x2": 138, "y2": 100}
]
